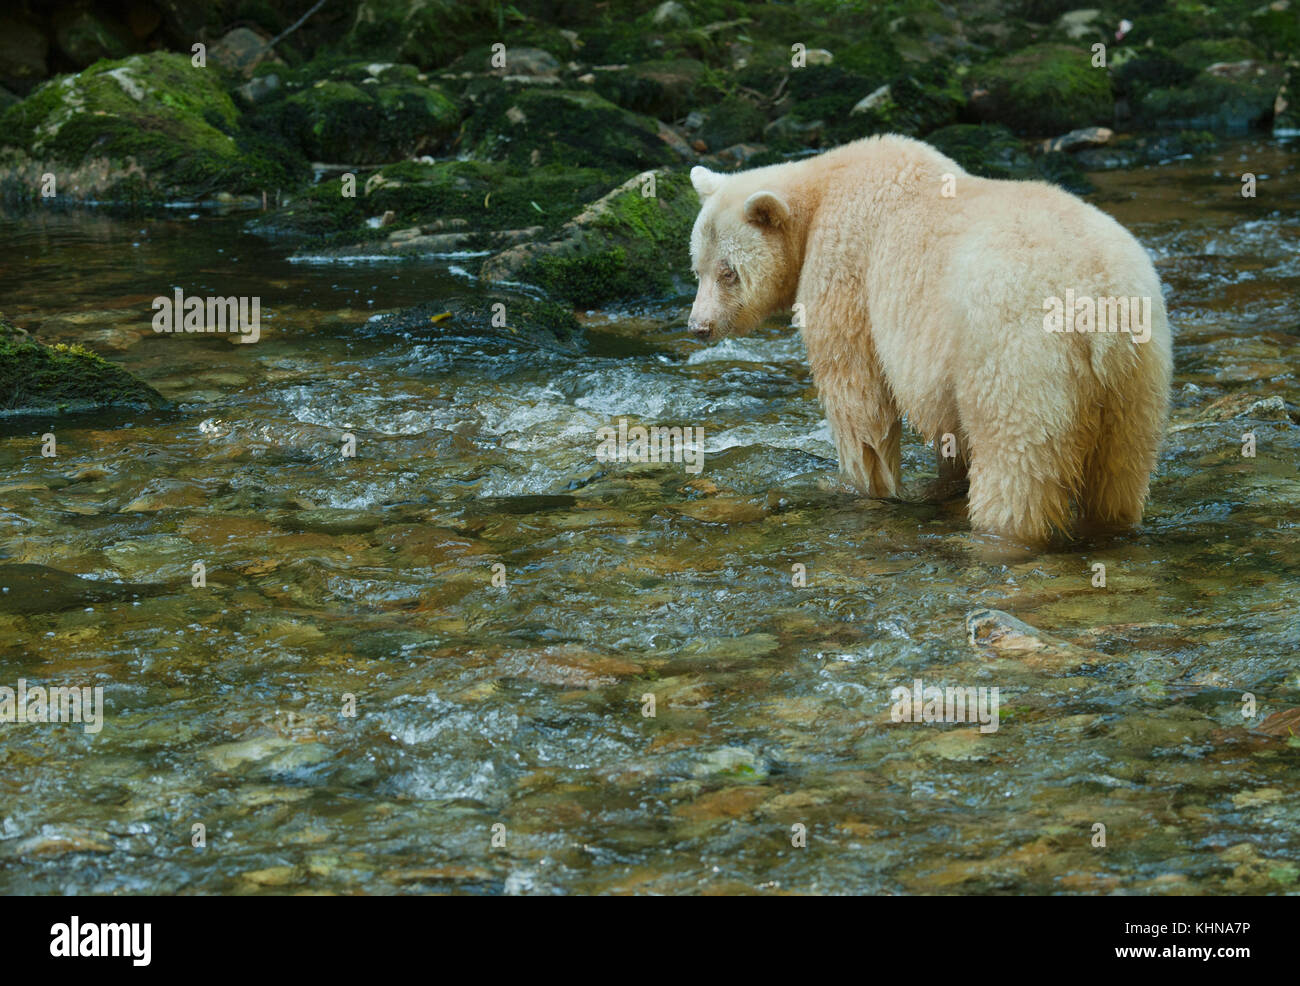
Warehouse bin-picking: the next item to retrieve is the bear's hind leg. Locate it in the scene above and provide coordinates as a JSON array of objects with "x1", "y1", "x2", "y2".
[
  {"x1": 1078, "y1": 402, "x2": 1160, "y2": 536},
  {"x1": 965, "y1": 439, "x2": 1074, "y2": 550}
]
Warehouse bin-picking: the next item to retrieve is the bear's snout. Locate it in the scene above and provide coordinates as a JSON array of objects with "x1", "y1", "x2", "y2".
[{"x1": 688, "y1": 316, "x2": 714, "y2": 341}]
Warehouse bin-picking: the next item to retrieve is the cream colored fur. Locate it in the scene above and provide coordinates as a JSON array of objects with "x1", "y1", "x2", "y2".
[{"x1": 687, "y1": 135, "x2": 1173, "y2": 547}]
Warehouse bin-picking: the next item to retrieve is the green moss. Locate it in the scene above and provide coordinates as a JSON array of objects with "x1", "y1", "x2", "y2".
[
  {"x1": 1171, "y1": 39, "x2": 1266, "y2": 70},
  {"x1": 261, "y1": 78, "x2": 460, "y2": 164},
  {"x1": 699, "y1": 95, "x2": 767, "y2": 150},
  {"x1": 926, "y1": 123, "x2": 1031, "y2": 179},
  {"x1": 462, "y1": 87, "x2": 678, "y2": 170},
  {"x1": 926, "y1": 123, "x2": 1090, "y2": 193},
  {"x1": 593, "y1": 59, "x2": 718, "y2": 120},
  {"x1": 0, "y1": 52, "x2": 298, "y2": 201},
  {"x1": 970, "y1": 43, "x2": 1113, "y2": 135},
  {"x1": 516, "y1": 170, "x2": 699, "y2": 304},
  {"x1": 251, "y1": 159, "x2": 622, "y2": 244},
  {"x1": 0, "y1": 313, "x2": 167, "y2": 414},
  {"x1": 1138, "y1": 66, "x2": 1285, "y2": 133},
  {"x1": 849, "y1": 64, "x2": 963, "y2": 139}
]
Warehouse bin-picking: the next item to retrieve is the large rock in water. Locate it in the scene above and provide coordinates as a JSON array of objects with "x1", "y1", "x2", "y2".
[
  {"x1": 0, "y1": 51, "x2": 295, "y2": 202},
  {"x1": 0, "y1": 314, "x2": 166, "y2": 414},
  {"x1": 480, "y1": 169, "x2": 698, "y2": 305}
]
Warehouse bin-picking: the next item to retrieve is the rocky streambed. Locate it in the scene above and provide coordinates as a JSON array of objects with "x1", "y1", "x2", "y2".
[{"x1": 0, "y1": 131, "x2": 1297, "y2": 893}]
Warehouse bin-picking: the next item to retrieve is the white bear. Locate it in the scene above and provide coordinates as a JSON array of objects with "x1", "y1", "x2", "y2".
[{"x1": 687, "y1": 135, "x2": 1172, "y2": 547}]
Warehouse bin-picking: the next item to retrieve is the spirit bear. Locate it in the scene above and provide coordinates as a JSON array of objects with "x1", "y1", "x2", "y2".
[{"x1": 687, "y1": 135, "x2": 1172, "y2": 548}]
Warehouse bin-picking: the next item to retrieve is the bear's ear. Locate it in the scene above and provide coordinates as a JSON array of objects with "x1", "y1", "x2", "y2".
[
  {"x1": 743, "y1": 190, "x2": 791, "y2": 228},
  {"x1": 691, "y1": 166, "x2": 724, "y2": 199}
]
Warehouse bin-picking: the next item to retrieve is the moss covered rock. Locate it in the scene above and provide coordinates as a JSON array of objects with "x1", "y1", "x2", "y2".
[
  {"x1": 258, "y1": 72, "x2": 460, "y2": 164},
  {"x1": 462, "y1": 87, "x2": 680, "y2": 171},
  {"x1": 370, "y1": 297, "x2": 584, "y2": 351},
  {"x1": 699, "y1": 95, "x2": 767, "y2": 150},
  {"x1": 925, "y1": 123, "x2": 1090, "y2": 193},
  {"x1": 0, "y1": 314, "x2": 166, "y2": 414},
  {"x1": 480, "y1": 168, "x2": 698, "y2": 305},
  {"x1": 969, "y1": 43, "x2": 1113, "y2": 135},
  {"x1": 1136, "y1": 60, "x2": 1286, "y2": 133},
  {"x1": 0, "y1": 51, "x2": 300, "y2": 202},
  {"x1": 249, "y1": 159, "x2": 623, "y2": 245},
  {"x1": 592, "y1": 59, "x2": 715, "y2": 121}
]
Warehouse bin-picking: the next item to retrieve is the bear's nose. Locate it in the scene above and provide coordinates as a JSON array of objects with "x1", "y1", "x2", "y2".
[{"x1": 688, "y1": 317, "x2": 713, "y2": 340}]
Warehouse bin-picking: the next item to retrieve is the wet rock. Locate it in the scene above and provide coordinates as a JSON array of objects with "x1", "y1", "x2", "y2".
[
  {"x1": 0, "y1": 563, "x2": 171, "y2": 615},
  {"x1": 968, "y1": 44, "x2": 1113, "y2": 135},
  {"x1": 674, "y1": 785, "x2": 771, "y2": 820},
  {"x1": 235, "y1": 72, "x2": 281, "y2": 105},
  {"x1": 1252, "y1": 707, "x2": 1300, "y2": 737},
  {"x1": 1056, "y1": 9, "x2": 1104, "y2": 42},
  {"x1": 385, "y1": 864, "x2": 493, "y2": 884},
  {"x1": 764, "y1": 113, "x2": 824, "y2": 146},
  {"x1": 0, "y1": 313, "x2": 166, "y2": 414},
  {"x1": 481, "y1": 168, "x2": 698, "y2": 305},
  {"x1": 503, "y1": 644, "x2": 643, "y2": 689},
  {"x1": 966, "y1": 609, "x2": 1109, "y2": 670},
  {"x1": 13, "y1": 824, "x2": 114, "y2": 857},
  {"x1": 210, "y1": 28, "x2": 277, "y2": 78},
  {"x1": 691, "y1": 746, "x2": 769, "y2": 780},
  {"x1": 914, "y1": 727, "x2": 991, "y2": 762},
  {"x1": 370, "y1": 296, "x2": 584, "y2": 351},
  {"x1": 1221, "y1": 842, "x2": 1300, "y2": 891},
  {"x1": 490, "y1": 47, "x2": 560, "y2": 78},
  {"x1": 678, "y1": 633, "x2": 780, "y2": 663},
  {"x1": 240, "y1": 865, "x2": 300, "y2": 887},
  {"x1": 1041, "y1": 126, "x2": 1112, "y2": 153},
  {"x1": 851, "y1": 84, "x2": 891, "y2": 115},
  {"x1": 1195, "y1": 392, "x2": 1290, "y2": 423}
]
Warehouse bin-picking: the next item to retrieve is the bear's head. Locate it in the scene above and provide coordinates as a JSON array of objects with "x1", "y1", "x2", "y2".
[{"x1": 688, "y1": 165, "x2": 797, "y2": 342}]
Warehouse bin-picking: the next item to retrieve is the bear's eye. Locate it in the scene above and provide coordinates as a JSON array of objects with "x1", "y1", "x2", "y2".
[{"x1": 718, "y1": 262, "x2": 738, "y2": 284}]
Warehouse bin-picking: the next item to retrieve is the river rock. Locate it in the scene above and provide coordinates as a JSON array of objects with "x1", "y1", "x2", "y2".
[
  {"x1": 481, "y1": 168, "x2": 698, "y2": 304},
  {"x1": 0, "y1": 313, "x2": 166, "y2": 414},
  {"x1": 210, "y1": 27, "x2": 276, "y2": 78},
  {"x1": 966, "y1": 609, "x2": 1110, "y2": 670}
]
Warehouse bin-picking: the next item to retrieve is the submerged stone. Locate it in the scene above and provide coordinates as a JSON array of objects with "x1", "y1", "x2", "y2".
[{"x1": 0, "y1": 313, "x2": 167, "y2": 415}]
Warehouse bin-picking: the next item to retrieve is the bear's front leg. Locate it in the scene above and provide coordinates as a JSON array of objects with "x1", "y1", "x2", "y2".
[
  {"x1": 822, "y1": 388, "x2": 902, "y2": 499},
  {"x1": 799, "y1": 299, "x2": 902, "y2": 499}
]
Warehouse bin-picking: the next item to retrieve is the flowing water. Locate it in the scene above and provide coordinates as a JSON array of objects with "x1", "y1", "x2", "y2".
[{"x1": 0, "y1": 138, "x2": 1296, "y2": 895}]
